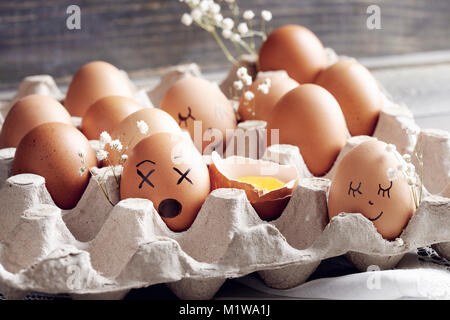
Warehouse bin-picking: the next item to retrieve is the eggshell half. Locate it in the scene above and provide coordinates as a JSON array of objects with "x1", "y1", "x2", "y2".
[
  {"x1": 209, "y1": 151, "x2": 299, "y2": 221},
  {"x1": 65, "y1": 61, "x2": 134, "y2": 117},
  {"x1": 81, "y1": 96, "x2": 143, "y2": 140},
  {"x1": 120, "y1": 132, "x2": 210, "y2": 232},
  {"x1": 267, "y1": 84, "x2": 348, "y2": 176},
  {"x1": 12, "y1": 122, "x2": 97, "y2": 209},
  {"x1": 328, "y1": 140, "x2": 416, "y2": 240},
  {"x1": 315, "y1": 60, "x2": 383, "y2": 136},
  {"x1": 259, "y1": 24, "x2": 327, "y2": 84},
  {"x1": 0, "y1": 94, "x2": 73, "y2": 148}
]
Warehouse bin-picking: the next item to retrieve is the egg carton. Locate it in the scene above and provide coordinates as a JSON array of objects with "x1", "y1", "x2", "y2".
[{"x1": 0, "y1": 59, "x2": 449, "y2": 300}]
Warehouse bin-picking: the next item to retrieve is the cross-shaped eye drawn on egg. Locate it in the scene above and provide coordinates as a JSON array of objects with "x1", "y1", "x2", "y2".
[
  {"x1": 378, "y1": 181, "x2": 393, "y2": 198},
  {"x1": 136, "y1": 159, "x2": 156, "y2": 189},
  {"x1": 178, "y1": 106, "x2": 196, "y2": 128},
  {"x1": 348, "y1": 181, "x2": 363, "y2": 197},
  {"x1": 173, "y1": 167, "x2": 193, "y2": 185}
]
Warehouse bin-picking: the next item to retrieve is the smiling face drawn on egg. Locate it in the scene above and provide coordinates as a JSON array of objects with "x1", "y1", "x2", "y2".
[
  {"x1": 328, "y1": 140, "x2": 416, "y2": 240},
  {"x1": 120, "y1": 132, "x2": 210, "y2": 232},
  {"x1": 178, "y1": 106, "x2": 196, "y2": 128}
]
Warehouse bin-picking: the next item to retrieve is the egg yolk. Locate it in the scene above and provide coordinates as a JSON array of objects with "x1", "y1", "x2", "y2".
[{"x1": 237, "y1": 176, "x2": 285, "y2": 191}]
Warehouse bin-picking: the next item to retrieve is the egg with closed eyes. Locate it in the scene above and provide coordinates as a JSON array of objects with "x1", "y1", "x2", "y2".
[
  {"x1": 120, "y1": 132, "x2": 210, "y2": 232},
  {"x1": 327, "y1": 140, "x2": 416, "y2": 240}
]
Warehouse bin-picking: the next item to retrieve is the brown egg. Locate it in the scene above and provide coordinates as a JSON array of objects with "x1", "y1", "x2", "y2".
[
  {"x1": 81, "y1": 96, "x2": 143, "y2": 140},
  {"x1": 0, "y1": 94, "x2": 73, "y2": 148},
  {"x1": 65, "y1": 61, "x2": 134, "y2": 117},
  {"x1": 315, "y1": 60, "x2": 383, "y2": 136},
  {"x1": 160, "y1": 76, "x2": 237, "y2": 155},
  {"x1": 238, "y1": 73, "x2": 299, "y2": 122},
  {"x1": 267, "y1": 84, "x2": 348, "y2": 176},
  {"x1": 106, "y1": 108, "x2": 182, "y2": 165},
  {"x1": 328, "y1": 140, "x2": 416, "y2": 240},
  {"x1": 120, "y1": 132, "x2": 210, "y2": 232},
  {"x1": 12, "y1": 122, "x2": 96, "y2": 209},
  {"x1": 259, "y1": 25, "x2": 327, "y2": 84}
]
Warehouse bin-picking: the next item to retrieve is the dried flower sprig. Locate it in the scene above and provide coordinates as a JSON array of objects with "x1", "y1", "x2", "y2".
[
  {"x1": 77, "y1": 120, "x2": 150, "y2": 206},
  {"x1": 384, "y1": 135, "x2": 424, "y2": 209},
  {"x1": 179, "y1": 0, "x2": 272, "y2": 65}
]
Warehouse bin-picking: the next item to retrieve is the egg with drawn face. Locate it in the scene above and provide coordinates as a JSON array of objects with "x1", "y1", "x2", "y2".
[
  {"x1": 120, "y1": 132, "x2": 210, "y2": 232},
  {"x1": 328, "y1": 140, "x2": 416, "y2": 240},
  {"x1": 160, "y1": 76, "x2": 237, "y2": 155}
]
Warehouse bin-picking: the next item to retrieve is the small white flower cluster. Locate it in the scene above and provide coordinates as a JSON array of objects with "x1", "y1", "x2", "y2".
[
  {"x1": 257, "y1": 78, "x2": 271, "y2": 94},
  {"x1": 179, "y1": 0, "x2": 272, "y2": 64},
  {"x1": 384, "y1": 142, "x2": 423, "y2": 208},
  {"x1": 77, "y1": 149, "x2": 87, "y2": 177}
]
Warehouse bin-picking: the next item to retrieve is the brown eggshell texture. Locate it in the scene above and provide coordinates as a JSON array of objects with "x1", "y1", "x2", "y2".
[
  {"x1": 0, "y1": 94, "x2": 73, "y2": 148},
  {"x1": 259, "y1": 24, "x2": 327, "y2": 84},
  {"x1": 238, "y1": 73, "x2": 299, "y2": 122},
  {"x1": 160, "y1": 76, "x2": 237, "y2": 155},
  {"x1": 120, "y1": 132, "x2": 210, "y2": 232},
  {"x1": 65, "y1": 61, "x2": 134, "y2": 117},
  {"x1": 209, "y1": 152, "x2": 299, "y2": 221},
  {"x1": 12, "y1": 122, "x2": 97, "y2": 210},
  {"x1": 107, "y1": 108, "x2": 182, "y2": 165},
  {"x1": 81, "y1": 96, "x2": 143, "y2": 140},
  {"x1": 267, "y1": 84, "x2": 349, "y2": 176},
  {"x1": 315, "y1": 60, "x2": 383, "y2": 136},
  {"x1": 328, "y1": 140, "x2": 416, "y2": 240}
]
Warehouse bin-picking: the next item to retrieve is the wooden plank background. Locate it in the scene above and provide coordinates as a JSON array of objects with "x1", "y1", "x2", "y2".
[{"x1": 0, "y1": 0, "x2": 449, "y2": 90}]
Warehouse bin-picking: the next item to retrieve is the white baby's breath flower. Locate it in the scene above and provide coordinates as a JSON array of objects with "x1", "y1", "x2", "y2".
[
  {"x1": 386, "y1": 168, "x2": 398, "y2": 181},
  {"x1": 242, "y1": 74, "x2": 252, "y2": 86},
  {"x1": 264, "y1": 78, "x2": 272, "y2": 88},
  {"x1": 403, "y1": 154, "x2": 412, "y2": 162},
  {"x1": 407, "y1": 176, "x2": 416, "y2": 186},
  {"x1": 77, "y1": 149, "x2": 86, "y2": 160},
  {"x1": 225, "y1": 0, "x2": 234, "y2": 3},
  {"x1": 99, "y1": 131, "x2": 112, "y2": 145},
  {"x1": 181, "y1": 13, "x2": 193, "y2": 26},
  {"x1": 190, "y1": 9, "x2": 202, "y2": 22},
  {"x1": 257, "y1": 83, "x2": 269, "y2": 94},
  {"x1": 110, "y1": 139, "x2": 123, "y2": 152},
  {"x1": 78, "y1": 167, "x2": 86, "y2": 176},
  {"x1": 210, "y1": 3, "x2": 221, "y2": 14},
  {"x1": 199, "y1": 0, "x2": 209, "y2": 12},
  {"x1": 237, "y1": 22, "x2": 249, "y2": 35},
  {"x1": 385, "y1": 143, "x2": 396, "y2": 152},
  {"x1": 213, "y1": 13, "x2": 223, "y2": 24},
  {"x1": 190, "y1": 0, "x2": 200, "y2": 5},
  {"x1": 137, "y1": 120, "x2": 149, "y2": 135},
  {"x1": 96, "y1": 150, "x2": 109, "y2": 162},
  {"x1": 243, "y1": 10, "x2": 255, "y2": 20},
  {"x1": 233, "y1": 80, "x2": 243, "y2": 90},
  {"x1": 396, "y1": 163, "x2": 406, "y2": 172},
  {"x1": 236, "y1": 66, "x2": 248, "y2": 79},
  {"x1": 244, "y1": 91, "x2": 255, "y2": 101},
  {"x1": 121, "y1": 154, "x2": 128, "y2": 162},
  {"x1": 222, "y1": 29, "x2": 232, "y2": 39},
  {"x1": 261, "y1": 10, "x2": 272, "y2": 21},
  {"x1": 230, "y1": 33, "x2": 241, "y2": 42},
  {"x1": 406, "y1": 163, "x2": 416, "y2": 174},
  {"x1": 222, "y1": 17, "x2": 234, "y2": 30}
]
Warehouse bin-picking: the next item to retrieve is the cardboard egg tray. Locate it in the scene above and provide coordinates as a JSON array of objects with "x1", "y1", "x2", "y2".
[{"x1": 0, "y1": 52, "x2": 449, "y2": 300}]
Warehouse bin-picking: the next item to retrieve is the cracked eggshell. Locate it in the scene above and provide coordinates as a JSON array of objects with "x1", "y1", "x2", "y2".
[
  {"x1": 328, "y1": 140, "x2": 416, "y2": 240},
  {"x1": 120, "y1": 132, "x2": 210, "y2": 232},
  {"x1": 209, "y1": 151, "x2": 299, "y2": 220},
  {"x1": 81, "y1": 96, "x2": 143, "y2": 140},
  {"x1": 65, "y1": 61, "x2": 134, "y2": 117},
  {"x1": 267, "y1": 84, "x2": 349, "y2": 176},
  {"x1": 0, "y1": 95, "x2": 73, "y2": 148},
  {"x1": 11, "y1": 122, "x2": 97, "y2": 210}
]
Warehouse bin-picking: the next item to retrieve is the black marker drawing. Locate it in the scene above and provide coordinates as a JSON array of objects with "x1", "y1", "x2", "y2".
[
  {"x1": 173, "y1": 167, "x2": 193, "y2": 185},
  {"x1": 378, "y1": 181, "x2": 393, "y2": 198},
  {"x1": 178, "y1": 106, "x2": 196, "y2": 127},
  {"x1": 136, "y1": 160, "x2": 156, "y2": 189},
  {"x1": 348, "y1": 181, "x2": 363, "y2": 197}
]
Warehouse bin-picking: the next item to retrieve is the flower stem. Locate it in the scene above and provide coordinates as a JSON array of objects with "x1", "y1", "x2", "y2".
[{"x1": 211, "y1": 29, "x2": 238, "y2": 65}]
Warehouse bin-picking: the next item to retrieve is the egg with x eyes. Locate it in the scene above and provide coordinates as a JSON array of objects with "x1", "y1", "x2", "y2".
[
  {"x1": 327, "y1": 140, "x2": 416, "y2": 240},
  {"x1": 120, "y1": 132, "x2": 210, "y2": 232}
]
